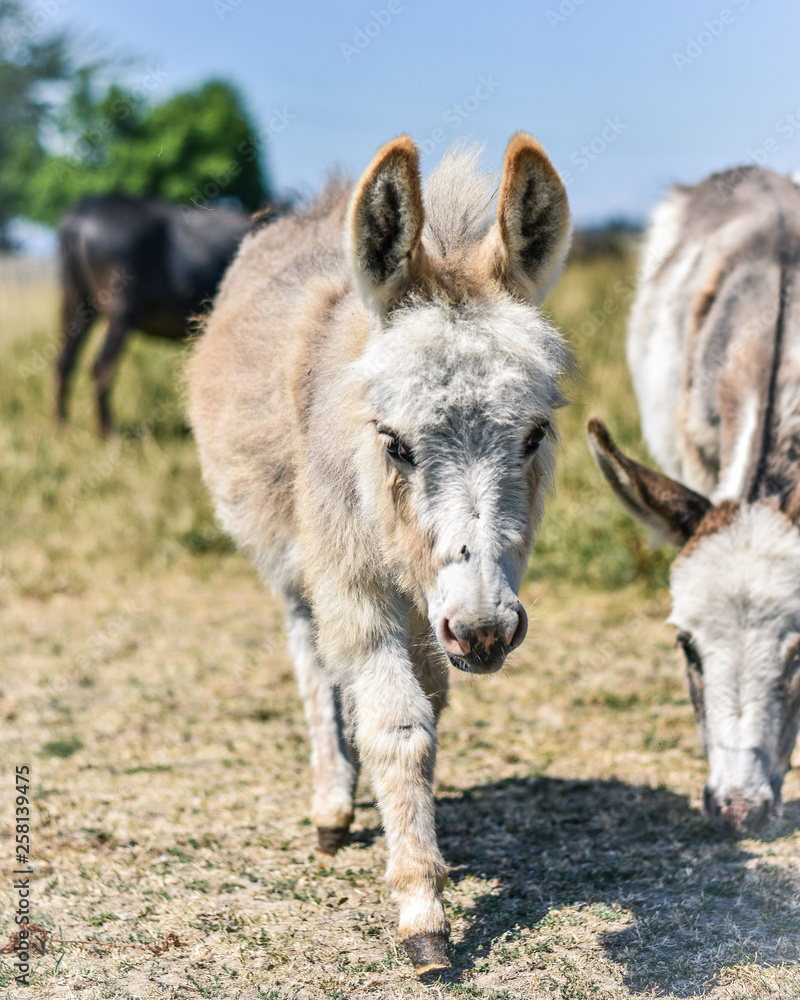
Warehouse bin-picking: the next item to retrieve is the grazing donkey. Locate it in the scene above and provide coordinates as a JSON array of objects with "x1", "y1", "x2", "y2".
[
  {"x1": 58, "y1": 193, "x2": 254, "y2": 434},
  {"x1": 589, "y1": 165, "x2": 800, "y2": 837},
  {"x1": 188, "y1": 134, "x2": 572, "y2": 973}
]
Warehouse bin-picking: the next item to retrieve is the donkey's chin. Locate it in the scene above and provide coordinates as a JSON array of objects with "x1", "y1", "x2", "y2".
[{"x1": 446, "y1": 644, "x2": 510, "y2": 675}]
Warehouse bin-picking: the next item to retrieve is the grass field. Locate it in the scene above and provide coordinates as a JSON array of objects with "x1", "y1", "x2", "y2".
[{"x1": 1, "y1": 250, "x2": 798, "y2": 1000}]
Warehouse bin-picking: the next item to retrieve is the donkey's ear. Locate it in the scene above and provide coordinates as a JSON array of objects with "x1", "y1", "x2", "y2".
[
  {"x1": 587, "y1": 417, "x2": 712, "y2": 546},
  {"x1": 346, "y1": 135, "x2": 424, "y2": 315},
  {"x1": 490, "y1": 133, "x2": 571, "y2": 303}
]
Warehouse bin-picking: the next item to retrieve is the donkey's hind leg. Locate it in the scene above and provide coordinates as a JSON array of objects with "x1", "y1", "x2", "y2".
[
  {"x1": 56, "y1": 281, "x2": 95, "y2": 424},
  {"x1": 285, "y1": 594, "x2": 358, "y2": 854},
  {"x1": 92, "y1": 312, "x2": 132, "y2": 436}
]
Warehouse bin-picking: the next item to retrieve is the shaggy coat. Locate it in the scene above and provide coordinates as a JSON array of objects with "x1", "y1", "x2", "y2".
[
  {"x1": 589, "y1": 166, "x2": 800, "y2": 836},
  {"x1": 188, "y1": 134, "x2": 571, "y2": 973}
]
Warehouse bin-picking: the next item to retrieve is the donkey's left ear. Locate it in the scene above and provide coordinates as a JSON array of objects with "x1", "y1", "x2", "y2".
[
  {"x1": 587, "y1": 417, "x2": 712, "y2": 546},
  {"x1": 489, "y1": 133, "x2": 571, "y2": 303},
  {"x1": 346, "y1": 135, "x2": 425, "y2": 315}
]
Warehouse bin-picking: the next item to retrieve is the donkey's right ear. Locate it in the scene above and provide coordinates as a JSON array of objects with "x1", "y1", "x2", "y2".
[
  {"x1": 346, "y1": 135, "x2": 425, "y2": 316},
  {"x1": 587, "y1": 417, "x2": 712, "y2": 546}
]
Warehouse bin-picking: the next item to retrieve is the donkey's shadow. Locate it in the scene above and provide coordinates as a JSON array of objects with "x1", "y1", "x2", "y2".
[{"x1": 433, "y1": 776, "x2": 800, "y2": 996}]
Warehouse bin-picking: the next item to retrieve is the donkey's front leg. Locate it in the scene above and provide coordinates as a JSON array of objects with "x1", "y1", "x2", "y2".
[
  {"x1": 286, "y1": 595, "x2": 358, "y2": 854},
  {"x1": 352, "y1": 654, "x2": 450, "y2": 975}
]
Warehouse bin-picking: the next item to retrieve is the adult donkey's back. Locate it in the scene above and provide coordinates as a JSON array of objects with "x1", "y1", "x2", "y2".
[
  {"x1": 589, "y1": 166, "x2": 800, "y2": 837},
  {"x1": 188, "y1": 134, "x2": 571, "y2": 973},
  {"x1": 58, "y1": 193, "x2": 254, "y2": 434}
]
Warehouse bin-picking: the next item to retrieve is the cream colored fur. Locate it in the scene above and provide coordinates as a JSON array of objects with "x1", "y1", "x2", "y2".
[{"x1": 188, "y1": 134, "x2": 572, "y2": 958}]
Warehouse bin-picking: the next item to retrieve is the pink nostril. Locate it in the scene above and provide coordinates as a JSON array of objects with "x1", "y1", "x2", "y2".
[
  {"x1": 441, "y1": 618, "x2": 470, "y2": 656},
  {"x1": 506, "y1": 606, "x2": 528, "y2": 650}
]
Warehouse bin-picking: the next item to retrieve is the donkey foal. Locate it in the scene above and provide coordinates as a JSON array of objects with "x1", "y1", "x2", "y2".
[{"x1": 188, "y1": 133, "x2": 572, "y2": 973}]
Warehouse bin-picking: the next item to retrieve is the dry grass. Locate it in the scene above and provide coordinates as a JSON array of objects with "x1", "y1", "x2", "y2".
[{"x1": 0, "y1": 251, "x2": 798, "y2": 999}]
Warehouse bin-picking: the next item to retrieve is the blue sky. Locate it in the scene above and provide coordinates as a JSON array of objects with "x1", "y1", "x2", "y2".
[{"x1": 17, "y1": 0, "x2": 800, "y2": 232}]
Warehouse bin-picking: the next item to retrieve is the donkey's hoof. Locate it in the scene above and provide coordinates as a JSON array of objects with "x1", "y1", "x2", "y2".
[
  {"x1": 316, "y1": 826, "x2": 350, "y2": 855},
  {"x1": 402, "y1": 932, "x2": 451, "y2": 976}
]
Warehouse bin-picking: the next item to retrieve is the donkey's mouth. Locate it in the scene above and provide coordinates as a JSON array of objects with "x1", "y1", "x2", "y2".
[{"x1": 447, "y1": 644, "x2": 509, "y2": 675}]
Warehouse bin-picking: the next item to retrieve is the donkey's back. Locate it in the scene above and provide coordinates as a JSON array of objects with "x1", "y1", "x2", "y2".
[
  {"x1": 187, "y1": 183, "x2": 353, "y2": 591},
  {"x1": 57, "y1": 193, "x2": 252, "y2": 433},
  {"x1": 627, "y1": 166, "x2": 800, "y2": 496}
]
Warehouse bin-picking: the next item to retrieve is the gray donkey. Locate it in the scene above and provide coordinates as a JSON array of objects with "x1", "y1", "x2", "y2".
[
  {"x1": 589, "y1": 165, "x2": 800, "y2": 837},
  {"x1": 188, "y1": 133, "x2": 572, "y2": 973}
]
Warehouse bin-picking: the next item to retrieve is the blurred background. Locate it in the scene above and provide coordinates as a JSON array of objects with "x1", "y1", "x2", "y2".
[{"x1": 3, "y1": 0, "x2": 800, "y2": 252}]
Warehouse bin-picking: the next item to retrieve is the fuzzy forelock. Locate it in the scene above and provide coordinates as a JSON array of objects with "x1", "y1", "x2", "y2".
[
  {"x1": 421, "y1": 144, "x2": 496, "y2": 261},
  {"x1": 671, "y1": 503, "x2": 800, "y2": 632},
  {"x1": 350, "y1": 297, "x2": 570, "y2": 433}
]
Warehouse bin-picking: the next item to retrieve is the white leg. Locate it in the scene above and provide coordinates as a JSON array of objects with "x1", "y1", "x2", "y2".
[
  {"x1": 285, "y1": 595, "x2": 358, "y2": 853},
  {"x1": 351, "y1": 647, "x2": 450, "y2": 973}
]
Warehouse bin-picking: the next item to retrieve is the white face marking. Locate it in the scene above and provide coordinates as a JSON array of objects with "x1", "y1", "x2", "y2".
[
  {"x1": 669, "y1": 503, "x2": 800, "y2": 828},
  {"x1": 350, "y1": 296, "x2": 569, "y2": 672}
]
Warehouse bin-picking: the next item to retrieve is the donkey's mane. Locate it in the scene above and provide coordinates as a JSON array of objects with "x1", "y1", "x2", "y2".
[{"x1": 421, "y1": 144, "x2": 496, "y2": 261}]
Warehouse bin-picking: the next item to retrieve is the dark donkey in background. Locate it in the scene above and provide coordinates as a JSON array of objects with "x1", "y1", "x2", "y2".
[{"x1": 57, "y1": 193, "x2": 260, "y2": 434}]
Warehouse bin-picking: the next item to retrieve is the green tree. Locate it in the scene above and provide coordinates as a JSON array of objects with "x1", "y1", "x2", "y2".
[
  {"x1": 24, "y1": 77, "x2": 270, "y2": 225},
  {"x1": 0, "y1": 0, "x2": 70, "y2": 247}
]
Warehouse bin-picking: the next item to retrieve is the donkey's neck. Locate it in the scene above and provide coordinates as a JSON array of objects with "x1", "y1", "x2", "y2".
[
  {"x1": 709, "y1": 196, "x2": 800, "y2": 511},
  {"x1": 755, "y1": 312, "x2": 800, "y2": 515}
]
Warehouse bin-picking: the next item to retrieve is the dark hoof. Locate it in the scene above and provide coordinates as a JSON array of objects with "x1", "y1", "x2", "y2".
[
  {"x1": 402, "y1": 932, "x2": 451, "y2": 976},
  {"x1": 316, "y1": 826, "x2": 350, "y2": 855}
]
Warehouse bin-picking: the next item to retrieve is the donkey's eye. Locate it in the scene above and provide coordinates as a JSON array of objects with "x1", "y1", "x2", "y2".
[
  {"x1": 378, "y1": 426, "x2": 415, "y2": 466},
  {"x1": 677, "y1": 630, "x2": 703, "y2": 674},
  {"x1": 524, "y1": 421, "x2": 550, "y2": 456},
  {"x1": 782, "y1": 641, "x2": 800, "y2": 684}
]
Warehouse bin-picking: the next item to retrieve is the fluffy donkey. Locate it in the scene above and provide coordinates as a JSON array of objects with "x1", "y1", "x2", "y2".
[
  {"x1": 188, "y1": 133, "x2": 571, "y2": 972},
  {"x1": 589, "y1": 165, "x2": 800, "y2": 837}
]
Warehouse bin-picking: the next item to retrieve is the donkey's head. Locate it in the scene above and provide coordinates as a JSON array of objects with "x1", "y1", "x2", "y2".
[
  {"x1": 588, "y1": 418, "x2": 800, "y2": 836},
  {"x1": 346, "y1": 135, "x2": 572, "y2": 674}
]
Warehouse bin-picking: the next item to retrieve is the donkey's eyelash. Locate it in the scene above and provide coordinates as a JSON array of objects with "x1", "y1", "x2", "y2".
[
  {"x1": 524, "y1": 420, "x2": 550, "y2": 455},
  {"x1": 677, "y1": 630, "x2": 703, "y2": 673},
  {"x1": 782, "y1": 639, "x2": 800, "y2": 680},
  {"x1": 376, "y1": 424, "x2": 415, "y2": 466}
]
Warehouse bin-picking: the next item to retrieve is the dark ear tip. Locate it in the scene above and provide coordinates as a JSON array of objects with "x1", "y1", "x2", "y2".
[
  {"x1": 378, "y1": 134, "x2": 419, "y2": 169},
  {"x1": 503, "y1": 133, "x2": 567, "y2": 196},
  {"x1": 586, "y1": 415, "x2": 611, "y2": 447}
]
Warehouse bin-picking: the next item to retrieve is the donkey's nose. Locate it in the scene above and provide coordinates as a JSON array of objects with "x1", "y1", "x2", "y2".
[
  {"x1": 440, "y1": 606, "x2": 527, "y2": 659},
  {"x1": 703, "y1": 785, "x2": 772, "y2": 836}
]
